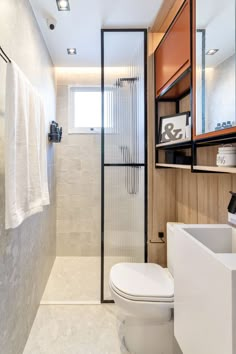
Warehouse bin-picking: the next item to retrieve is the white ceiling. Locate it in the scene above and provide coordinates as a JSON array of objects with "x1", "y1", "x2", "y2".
[{"x1": 29, "y1": 0, "x2": 163, "y2": 67}]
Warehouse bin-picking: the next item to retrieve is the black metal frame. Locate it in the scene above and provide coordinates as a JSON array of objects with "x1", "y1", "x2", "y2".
[
  {"x1": 155, "y1": 68, "x2": 192, "y2": 166},
  {"x1": 101, "y1": 28, "x2": 148, "y2": 303},
  {"x1": 104, "y1": 163, "x2": 145, "y2": 167}
]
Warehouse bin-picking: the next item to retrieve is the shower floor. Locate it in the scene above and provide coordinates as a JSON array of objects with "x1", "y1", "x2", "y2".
[
  {"x1": 41, "y1": 257, "x2": 101, "y2": 304},
  {"x1": 41, "y1": 256, "x2": 136, "y2": 304}
]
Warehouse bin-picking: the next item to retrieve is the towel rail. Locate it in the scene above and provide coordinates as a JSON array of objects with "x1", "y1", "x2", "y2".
[{"x1": 0, "y1": 46, "x2": 11, "y2": 63}]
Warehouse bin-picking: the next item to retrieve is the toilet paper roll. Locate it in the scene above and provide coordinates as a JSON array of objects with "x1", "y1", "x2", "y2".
[{"x1": 185, "y1": 125, "x2": 191, "y2": 139}]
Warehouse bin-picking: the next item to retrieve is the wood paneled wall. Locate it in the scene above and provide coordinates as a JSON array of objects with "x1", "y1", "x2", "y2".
[
  {"x1": 147, "y1": 32, "x2": 235, "y2": 266},
  {"x1": 176, "y1": 171, "x2": 234, "y2": 224},
  {"x1": 149, "y1": 168, "x2": 235, "y2": 266},
  {"x1": 147, "y1": 32, "x2": 178, "y2": 266}
]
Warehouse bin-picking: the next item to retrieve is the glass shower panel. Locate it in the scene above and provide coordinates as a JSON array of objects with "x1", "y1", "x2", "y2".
[
  {"x1": 103, "y1": 167, "x2": 145, "y2": 300},
  {"x1": 102, "y1": 30, "x2": 147, "y2": 301}
]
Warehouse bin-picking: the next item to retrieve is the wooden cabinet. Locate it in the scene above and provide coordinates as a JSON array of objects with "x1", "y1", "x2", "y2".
[
  {"x1": 154, "y1": 0, "x2": 236, "y2": 174},
  {"x1": 155, "y1": 0, "x2": 190, "y2": 97}
]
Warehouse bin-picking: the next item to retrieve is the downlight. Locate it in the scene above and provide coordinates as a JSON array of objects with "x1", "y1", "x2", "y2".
[
  {"x1": 67, "y1": 48, "x2": 77, "y2": 55},
  {"x1": 206, "y1": 49, "x2": 219, "y2": 55},
  {"x1": 56, "y1": 0, "x2": 70, "y2": 11}
]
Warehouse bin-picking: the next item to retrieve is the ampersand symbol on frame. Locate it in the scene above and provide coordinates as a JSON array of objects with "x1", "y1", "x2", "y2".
[{"x1": 161, "y1": 123, "x2": 183, "y2": 142}]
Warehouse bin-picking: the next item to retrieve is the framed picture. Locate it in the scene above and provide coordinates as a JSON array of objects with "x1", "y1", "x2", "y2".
[{"x1": 158, "y1": 111, "x2": 190, "y2": 144}]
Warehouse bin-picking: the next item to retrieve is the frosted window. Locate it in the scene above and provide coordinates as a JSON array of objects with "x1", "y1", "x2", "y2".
[{"x1": 69, "y1": 87, "x2": 112, "y2": 133}]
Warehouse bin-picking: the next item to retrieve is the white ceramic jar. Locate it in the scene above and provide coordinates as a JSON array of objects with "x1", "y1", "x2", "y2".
[{"x1": 216, "y1": 145, "x2": 236, "y2": 167}]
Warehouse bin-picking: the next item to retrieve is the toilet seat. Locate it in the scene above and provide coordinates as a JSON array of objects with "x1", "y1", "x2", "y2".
[{"x1": 110, "y1": 263, "x2": 174, "y2": 303}]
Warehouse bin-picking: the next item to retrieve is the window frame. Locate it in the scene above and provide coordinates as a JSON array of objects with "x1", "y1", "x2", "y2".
[{"x1": 68, "y1": 85, "x2": 102, "y2": 134}]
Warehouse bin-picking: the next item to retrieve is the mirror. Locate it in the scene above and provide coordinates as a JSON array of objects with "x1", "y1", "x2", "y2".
[{"x1": 195, "y1": 0, "x2": 236, "y2": 135}]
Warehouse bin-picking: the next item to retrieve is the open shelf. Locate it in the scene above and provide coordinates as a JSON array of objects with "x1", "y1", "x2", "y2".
[
  {"x1": 156, "y1": 163, "x2": 191, "y2": 170},
  {"x1": 193, "y1": 165, "x2": 236, "y2": 174},
  {"x1": 194, "y1": 132, "x2": 236, "y2": 146},
  {"x1": 155, "y1": 65, "x2": 192, "y2": 168},
  {"x1": 156, "y1": 138, "x2": 192, "y2": 150}
]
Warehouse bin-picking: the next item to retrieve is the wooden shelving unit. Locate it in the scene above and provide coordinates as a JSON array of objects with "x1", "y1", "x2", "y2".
[
  {"x1": 156, "y1": 138, "x2": 191, "y2": 149},
  {"x1": 192, "y1": 136, "x2": 236, "y2": 174},
  {"x1": 153, "y1": 0, "x2": 236, "y2": 174},
  {"x1": 193, "y1": 165, "x2": 236, "y2": 174},
  {"x1": 155, "y1": 69, "x2": 192, "y2": 169},
  {"x1": 154, "y1": 0, "x2": 192, "y2": 170},
  {"x1": 156, "y1": 163, "x2": 191, "y2": 170}
]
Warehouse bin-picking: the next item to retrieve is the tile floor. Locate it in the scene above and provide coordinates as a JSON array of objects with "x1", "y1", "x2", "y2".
[
  {"x1": 41, "y1": 257, "x2": 101, "y2": 304},
  {"x1": 23, "y1": 257, "x2": 181, "y2": 354},
  {"x1": 23, "y1": 256, "x2": 145, "y2": 353},
  {"x1": 41, "y1": 256, "x2": 137, "y2": 303},
  {"x1": 23, "y1": 304, "x2": 122, "y2": 354}
]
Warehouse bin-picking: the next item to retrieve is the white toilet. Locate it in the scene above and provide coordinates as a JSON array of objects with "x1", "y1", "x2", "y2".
[{"x1": 109, "y1": 223, "x2": 182, "y2": 354}]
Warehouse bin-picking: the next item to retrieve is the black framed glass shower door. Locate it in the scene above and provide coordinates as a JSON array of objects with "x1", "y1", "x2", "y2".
[{"x1": 101, "y1": 29, "x2": 147, "y2": 302}]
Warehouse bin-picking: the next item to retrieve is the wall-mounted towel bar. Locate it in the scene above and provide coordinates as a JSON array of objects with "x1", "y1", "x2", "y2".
[{"x1": 0, "y1": 47, "x2": 11, "y2": 63}]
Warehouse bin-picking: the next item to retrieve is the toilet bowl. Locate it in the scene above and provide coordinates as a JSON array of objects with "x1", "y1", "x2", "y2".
[
  {"x1": 110, "y1": 263, "x2": 174, "y2": 321},
  {"x1": 109, "y1": 223, "x2": 183, "y2": 354}
]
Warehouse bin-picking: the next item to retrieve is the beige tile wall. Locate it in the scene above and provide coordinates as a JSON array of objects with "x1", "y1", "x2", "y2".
[
  {"x1": 55, "y1": 64, "x2": 146, "y2": 259},
  {"x1": 55, "y1": 69, "x2": 101, "y2": 256},
  {"x1": 0, "y1": 1, "x2": 56, "y2": 354}
]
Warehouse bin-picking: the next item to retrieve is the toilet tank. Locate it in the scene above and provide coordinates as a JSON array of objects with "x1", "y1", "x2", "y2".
[{"x1": 167, "y1": 222, "x2": 184, "y2": 277}]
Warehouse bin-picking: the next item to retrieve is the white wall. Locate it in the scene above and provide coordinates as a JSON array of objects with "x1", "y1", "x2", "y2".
[{"x1": 0, "y1": 1, "x2": 56, "y2": 353}]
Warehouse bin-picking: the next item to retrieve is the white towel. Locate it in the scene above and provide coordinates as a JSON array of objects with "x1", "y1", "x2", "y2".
[{"x1": 5, "y1": 61, "x2": 50, "y2": 229}]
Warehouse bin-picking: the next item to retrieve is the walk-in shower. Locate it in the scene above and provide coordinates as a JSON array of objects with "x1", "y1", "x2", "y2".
[
  {"x1": 40, "y1": 30, "x2": 147, "y2": 305},
  {"x1": 101, "y1": 29, "x2": 147, "y2": 302}
]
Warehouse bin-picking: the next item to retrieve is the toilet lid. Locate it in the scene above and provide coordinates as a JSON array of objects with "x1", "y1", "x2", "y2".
[{"x1": 110, "y1": 263, "x2": 174, "y2": 302}]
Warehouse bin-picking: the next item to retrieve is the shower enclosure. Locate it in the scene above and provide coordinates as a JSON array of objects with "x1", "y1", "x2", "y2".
[{"x1": 101, "y1": 29, "x2": 147, "y2": 302}]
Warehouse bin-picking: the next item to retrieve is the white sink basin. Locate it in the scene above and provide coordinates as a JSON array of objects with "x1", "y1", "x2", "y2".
[
  {"x1": 174, "y1": 224, "x2": 236, "y2": 354},
  {"x1": 183, "y1": 225, "x2": 236, "y2": 252}
]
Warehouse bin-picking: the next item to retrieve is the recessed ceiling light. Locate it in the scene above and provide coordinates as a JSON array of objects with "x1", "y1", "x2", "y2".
[
  {"x1": 206, "y1": 49, "x2": 219, "y2": 55},
  {"x1": 56, "y1": 0, "x2": 70, "y2": 11},
  {"x1": 67, "y1": 48, "x2": 77, "y2": 55}
]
